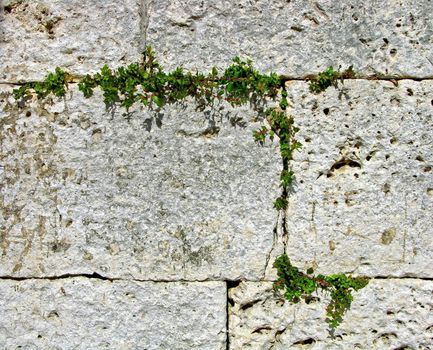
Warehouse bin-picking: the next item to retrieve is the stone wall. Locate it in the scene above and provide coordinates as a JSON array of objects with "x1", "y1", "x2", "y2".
[{"x1": 1, "y1": 1, "x2": 432, "y2": 349}]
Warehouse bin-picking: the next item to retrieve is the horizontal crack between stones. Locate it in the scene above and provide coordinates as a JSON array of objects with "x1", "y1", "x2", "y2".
[
  {"x1": 0, "y1": 76, "x2": 432, "y2": 87},
  {"x1": 0, "y1": 275, "x2": 432, "y2": 282}
]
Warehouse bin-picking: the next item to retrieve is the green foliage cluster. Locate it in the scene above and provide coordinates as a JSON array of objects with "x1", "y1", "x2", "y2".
[
  {"x1": 253, "y1": 108, "x2": 301, "y2": 210},
  {"x1": 13, "y1": 67, "x2": 68, "y2": 100},
  {"x1": 14, "y1": 46, "x2": 281, "y2": 110},
  {"x1": 11, "y1": 48, "x2": 369, "y2": 329},
  {"x1": 273, "y1": 254, "x2": 369, "y2": 329},
  {"x1": 308, "y1": 65, "x2": 356, "y2": 93}
]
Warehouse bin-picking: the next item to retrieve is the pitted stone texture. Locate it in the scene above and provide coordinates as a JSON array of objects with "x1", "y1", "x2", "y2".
[
  {"x1": 268, "y1": 80, "x2": 433, "y2": 280},
  {"x1": 229, "y1": 280, "x2": 433, "y2": 349},
  {"x1": 0, "y1": 0, "x2": 144, "y2": 82},
  {"x1": 0, "y1": 278, "x2": 226, "y2": 349},
  {"x1": 0, "y1": 86, "x2": 281, "y2": 280},
  {"x1": 146, "y1": 0, "x2": 433, "y2": 77}
]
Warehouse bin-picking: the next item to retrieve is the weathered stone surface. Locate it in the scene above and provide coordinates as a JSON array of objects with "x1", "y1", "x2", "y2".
[
  {"x1": 0, "y1": 0, "x2": 144, "y2": 82},
  {"x1": 0, "y1": 85, "x2": 281, "y2": 280},
  {"x1": 229, "y1": 280, "x2": 433, "y2": 349},
  {"x1": 0, "y1": 278, "x2": 226, "y2": 349},
  {"x1": 262, "y1": 79, "x2": 433, "y2": 280},
  {"x1": 147, "y1": 0, "x2": 433, "y2": 77}
]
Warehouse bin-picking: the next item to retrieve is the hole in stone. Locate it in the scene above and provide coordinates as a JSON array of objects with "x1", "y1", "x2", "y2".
[
  {"x1": 390, "y1": 137, "x2": 398, "y2": 144},
  {"x1": 383, "y1": 38, "x2": 389, "y2": 44},
  {"x1": 424, "y1": 166, "x2": 432, "y2": 172},
  {"x1": 227, "y1": 280, "x2": 241, "y2": 289},
  {"x1": 323, "y1": 108, "x2": 330, "y2": 115},
  {"x1": 390, "y1": 48, "x2": 397, "y2": 55},
  {"x1": 240, "y1": 299, "x2": 261, "y2": 311},
  {"x1": 407, "y1": 88, "x2": 414, "y2": 96},
  {"x1": 415, "y1": 155, "x2": 424, "y2": 162},
  {"x1": 252, "y1": 326, "x2": 272, "y2": 334},
  {"x1": 293, "y1": 338, "x2": 316, "y2": 345},
  {"x1": 331, "y1": 159, "x2": 361, "y2": 171},
  {"x1": 26, "y1": 111, "x2": 32, "y2": 117}
]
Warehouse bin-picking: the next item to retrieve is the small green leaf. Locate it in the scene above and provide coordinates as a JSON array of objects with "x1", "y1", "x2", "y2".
[{"x1": 151, "y1": 95, "x2": 164, "y2": 107}]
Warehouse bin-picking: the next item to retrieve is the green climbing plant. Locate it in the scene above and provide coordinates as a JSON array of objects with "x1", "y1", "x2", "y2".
[
  {"x1": 12, "y1": 47, "x2": 369, "y2": 329},
  {"x1": 273, "y1": 254, "x2": 369, "y2": 329}
]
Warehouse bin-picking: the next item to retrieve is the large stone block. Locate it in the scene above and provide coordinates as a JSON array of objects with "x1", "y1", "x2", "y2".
[
  {"x1": 0, "y1": 0, "x2": 144, "y2": 82},
  {"x1": 0, "y1": 278, "x2": 226, "y2": 349},
  {"x1": 270, "y1": 80, "x2": 432, "y2": 279},
  {"x1": 147, "y1": 0, "x2": 433, "y2": 77},
  {"x1": 229, "y1": 279, "x2": 433, "y2": 349},
  {"x1": 0, "y1": 85, "x2": 281, "y2": 280}
]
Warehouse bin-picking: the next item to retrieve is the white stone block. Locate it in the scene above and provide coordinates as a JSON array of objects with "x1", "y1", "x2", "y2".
[
  {"x1": 277, "y1": 80, "x2": 433, "y2": 279},
  {"x1": 147, "y1": 0, "x2": 433, "y2": 77},
  {"x1": 0, "y1": 0, "x2": 144, "y2": 82},
  {"x1": 0, "y1": 278, "x2": 226, "y2": 349},
  {"x1": 0, "y1": 85, "x2": 281, "y2": 280},
  {"x1": 229, "y1": 279, "x2": 433, "y2": 349}
]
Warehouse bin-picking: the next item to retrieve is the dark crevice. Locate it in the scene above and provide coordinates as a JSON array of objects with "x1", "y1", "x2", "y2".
[
  {"x1": 372, "y1": 275, "x2": 433, "y2": 281},
  {"x1": 0, "y1": 275, "x2": 431, "y2": 282},
  {"x1": 0, "y1": 272, "x2": 116, "y2": 282}
]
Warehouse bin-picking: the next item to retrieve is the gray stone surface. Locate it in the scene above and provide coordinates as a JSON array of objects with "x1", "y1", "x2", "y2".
[
  {"x1": 0, "y1": 85, "x2": 281, "y2": 280},
  {"x1": 147, "y1": 0, "x2": 433, "y2": 77},
  {"x1": 266, "y1": 80, "x2": 433, "y2": 280},
  {"x1": 229, "y1": 280, "x2": 433, "y2": 349},
  {"x1": 0, "y1": 0, "x2": 144, "y2": 82},
  {"x1": 0, "y1": 278, "x2": 226, "y2": 349}
]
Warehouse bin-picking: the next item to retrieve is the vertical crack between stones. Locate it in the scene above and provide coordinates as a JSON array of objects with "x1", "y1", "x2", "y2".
[
  {"x1": 263, "y1": 215, "x2": 280, "y2": 278},
  {"x1": 139, "y1": 0, "x2": 151, "y2": 48},
  {"x1": 226, "y1": 281, "x2": 240, "y2": 350},
  {"x1": 282, "y1": 206, "x2": 289, "y2": 252},
  {"x1": 226, "y1": 282, "x2": 230, "y2": 350}
]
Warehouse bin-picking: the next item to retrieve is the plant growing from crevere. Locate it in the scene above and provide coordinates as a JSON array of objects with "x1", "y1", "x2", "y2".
[{"x1": 12, "y1": 47, "x2": 368, "y2": 329}]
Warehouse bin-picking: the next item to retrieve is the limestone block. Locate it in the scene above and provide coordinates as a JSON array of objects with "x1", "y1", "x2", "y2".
[
  {"x1": 0, "y1": 85, "x2": 281, "y2": 280},
  {"x1": 146, "y1": 0, "x2": 433, "y2": 77},
  {"x1": 0, "y1": 278, "x2": 226, "y2": 349},
  {"x1": 0, "y1": 0, "x2": 144, "y2": 82},
  {"x1": 228, "y1": 280, "x2": 433, "y2": 349},
  {"x1": 264, "y1": 80, "x2": 433, "y2": 279}
]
